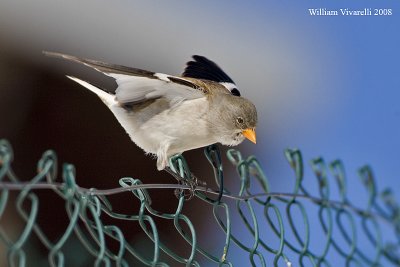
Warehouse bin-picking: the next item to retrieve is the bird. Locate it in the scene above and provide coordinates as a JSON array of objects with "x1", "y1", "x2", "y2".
[{"x1": 44, "y1": 52, "x2": 258, "y2": 171}]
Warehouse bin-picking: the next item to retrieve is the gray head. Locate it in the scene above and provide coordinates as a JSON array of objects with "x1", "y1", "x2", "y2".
[{"x1": 210, "y1": 94, "x2": 258, "y2": 146}]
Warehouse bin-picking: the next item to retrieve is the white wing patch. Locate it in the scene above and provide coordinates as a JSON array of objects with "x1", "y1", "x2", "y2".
[
  {"x1": 110, "y1": 73, "x2": 204, "y2": 104},
  {"x1": 219, "y1": 82, "x2": 236, "y2": 91},
  {"x1": 219, "y1": 82, "x2": 241, "y2": 96},
  {"x1": 154, "y1": 73, "x2": 171, "y2": 82}
]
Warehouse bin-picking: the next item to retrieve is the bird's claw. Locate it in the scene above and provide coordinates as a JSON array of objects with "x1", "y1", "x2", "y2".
[
  {"x1": 174, "y1": 173, "x2": 208, "y2": 201},
  {"x1": 174, "y1": 176, "x2": 198, "y2": 200},
  {"x1": 164, "y1": 167, "x2": 206, "y2": 200}
]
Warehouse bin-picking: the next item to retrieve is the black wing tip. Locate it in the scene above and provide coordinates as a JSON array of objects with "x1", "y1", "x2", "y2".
[
  {"x1": 188, "y1": 55, "x2": 217, "y2": 67},
  {"x1": 231, "y1": 88, "x2": 241, "y2": 96},
  {"x1": 182, "y1": 55, "x2": 235, "y2": 84},
  {"x1": 191, "y1": 55, "x2": 208, "y2": 62}
]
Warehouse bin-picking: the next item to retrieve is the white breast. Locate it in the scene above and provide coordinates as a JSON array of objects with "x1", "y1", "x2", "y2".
[{"x1": 109, "y1": 97, "x2": 216, "y2": 156}]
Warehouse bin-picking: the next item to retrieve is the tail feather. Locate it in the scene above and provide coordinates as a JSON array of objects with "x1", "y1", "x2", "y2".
[{"x1": 66, "y1": 76, "x2": 116, "y2": 106}]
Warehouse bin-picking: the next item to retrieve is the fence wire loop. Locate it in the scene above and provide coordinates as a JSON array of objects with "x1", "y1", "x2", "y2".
[
  {"x1": 204, "y1": 144, "x2": 224, "y2": 203},
  {"x1": 1, "y1": 139, "x2": 400, "y2": 266}
]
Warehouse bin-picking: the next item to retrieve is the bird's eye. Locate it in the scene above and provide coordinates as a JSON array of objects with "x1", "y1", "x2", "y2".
[{"x1": 237, "y1": 117, "x2": 244, "y2": 124}]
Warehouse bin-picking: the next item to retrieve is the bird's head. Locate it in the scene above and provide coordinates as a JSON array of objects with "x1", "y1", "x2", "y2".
[{"x1": 210, "y1": 94, "x2": 258, "y2": 146}]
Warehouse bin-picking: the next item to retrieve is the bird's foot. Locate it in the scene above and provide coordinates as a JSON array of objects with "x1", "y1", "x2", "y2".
[
  {"x1": 157, "y1": 157, "x2": 168, "y2": 171},
  {"x1": 164, "y1": 167, "x2": 206, "y2": 200}
]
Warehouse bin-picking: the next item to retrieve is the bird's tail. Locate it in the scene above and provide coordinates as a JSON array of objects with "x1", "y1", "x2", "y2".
[{"x1": 66, "y1": 76, "x2": 116, "y2": 106}]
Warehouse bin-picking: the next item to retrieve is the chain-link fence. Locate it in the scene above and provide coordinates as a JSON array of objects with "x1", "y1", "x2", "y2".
[{"x1": 0, "y1": 138, "x2": 399, "y2": 266}]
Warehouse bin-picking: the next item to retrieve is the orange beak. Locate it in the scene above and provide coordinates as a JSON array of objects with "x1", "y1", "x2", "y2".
[{"x1": 242, "y1": 128, "x2": 256, "y2": 144}]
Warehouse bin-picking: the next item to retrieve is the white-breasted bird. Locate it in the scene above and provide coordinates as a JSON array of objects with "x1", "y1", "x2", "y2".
[{"x1": 44, "y1": 52, "x2": 257, "y2": 170}]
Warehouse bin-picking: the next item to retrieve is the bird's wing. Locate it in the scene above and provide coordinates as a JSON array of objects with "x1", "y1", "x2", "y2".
[
  {"x1": 43, "y1": 51, "x2": 206, "y2": 105},
  {"x1": 182, "y1": 55, "x2": 241, "y2": 96}
]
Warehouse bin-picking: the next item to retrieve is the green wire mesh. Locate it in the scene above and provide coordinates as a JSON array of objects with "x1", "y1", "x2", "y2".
[{"x1": 0, "y1": 138, "x2": 400, "y2": 266}]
